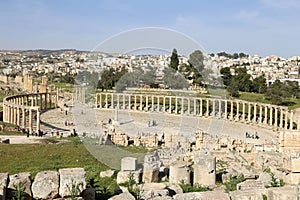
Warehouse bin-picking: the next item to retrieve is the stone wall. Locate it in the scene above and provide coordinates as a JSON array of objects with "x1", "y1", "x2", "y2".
[{"x1": 0, "y1": 168, "x2": 87, "y2": 200}]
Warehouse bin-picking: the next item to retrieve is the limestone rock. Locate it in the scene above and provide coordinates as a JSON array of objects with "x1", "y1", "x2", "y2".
[
  {"x1": 143, "y1": 153, "x2": 161, "y2": 183},
  {"x1": 32, "y1": 171, "x2": 59, "y2": 199},
  {"x1": 59, "y1": 168, "x2": 86, "y2": 198},
  {"x1": 142, "y1": 189, "x2": 169, "y2": 199},
  {"x1": 174, "y1": 191, "x2": 230, "y2": 200},
  {"x1": 147, "y1": 197, "x2": 173, "y2": 200},
  {"x1": 230, "y1": 189, "x2": 267, "y2": 200},
  {"x1": 141, "y1": 183, "x2": 169, "y2": 199},
  {"x1": 257, "y1": 172, "x2": 272, "y2": 187},
  {"x1": 169, "y1": 161, "x2": 191, "y2": 184},
  {"x1": 7, "y1": 172, "x2": 32, "y2": 199},
  {"x1": 142, "y1": 182, "x2": 167, "y2": 191},
  {"x1": 116, "y1": 170, "x2": 141, "y2": 184},
  {"x1": 237, "y1": 180, "x2": 265, "y2": 190},
  {"x1": 100, "y1": 170, "x2": 115, "y2": 178},
  {"x1": 108, "y1": 191, "x2": 135, "y2": 200},
  {"x1": 267, "y1": 185, "x2": 297, "y2": 200},
  {"x1": 81, "y1": 187, "x2": 96, "y2": 200},
  {"x1": 0, "y1": 173, "x2": 8, "y2": 200},
  {"x1": 121, "y1": 157, "x2": 137, "y2": 171},
  {"x1": 172, "y1": 192, "x2": 202, "y2": 200}
]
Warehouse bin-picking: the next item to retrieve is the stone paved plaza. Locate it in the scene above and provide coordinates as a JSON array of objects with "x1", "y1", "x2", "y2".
[{"x1": 41, "y1": 103, "x2": 278, "y2": 146}]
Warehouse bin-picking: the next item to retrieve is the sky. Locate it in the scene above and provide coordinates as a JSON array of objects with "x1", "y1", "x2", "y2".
[{"x1": 0, "y1": 0, "x2": 300, "y2": 57}]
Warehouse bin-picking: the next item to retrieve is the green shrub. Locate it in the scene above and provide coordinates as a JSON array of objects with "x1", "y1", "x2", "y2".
[
  {"x1": 224, "y1": 174, "x2": 244, "y2": 192},
  {"x1": 179, "y1": 181, "x2": 211, "y2": 193}
]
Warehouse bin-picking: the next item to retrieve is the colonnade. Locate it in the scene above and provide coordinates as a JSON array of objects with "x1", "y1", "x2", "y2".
[
  {"x1": 95, "y1": 92, "x2": 298, "y2": 130},
  {"x1": 73, "y1": 87, "x2": 86, "y2": 103},
  {"x1": 3, "y1": 91, "x2": 58, "y2": 133}
]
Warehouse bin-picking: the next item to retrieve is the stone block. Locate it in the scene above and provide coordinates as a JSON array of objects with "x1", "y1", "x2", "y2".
[
  {"x1": 7, "y1": 172, "x2": 32, "y2": 199},
  {"x1": 100, "y1": 170, "x2": 115, "y2": 178},
  {"x1": 291, "y1": 158, "x2": 300, "y2": 172},
  {"x1": 116, "y1": 170, "x2": 142, "y2": 184},
  {"x1": 0, "y1": 173, "x2": 8, "y2": 200},
  {"x1": 230, "y1": 189, "x2": 267, "y2": 200},
  {"x1": 169, "y1": 161, "x2": 191, "y2": 184},
  {"x1": 173, "y1": 191, "x2": 229, "y2": 200},
  {"x1": 121, "y1": 157, "x2": 137, "y2": 171},
  {"x1": 194, "y1": 156, "x2": 216, "y2": 186},
  {"x1": 59, "y1": 168, "x2": 86, "y2": 198},
  {"x1": 32, "y1": 171, "x2": 59, "y2": 199},
  {"x1": 267, "y1": 185, "x2": 297, "y2": 200},
  {"x1": 108, "y1": 191, "x2": 135, "y2": 200},
  {"x1": 237, "y1": 180, "x2": 265, "y2": 190},
  {"x1": 286, "y1": 172, "x2": 300, "y2": 184}
]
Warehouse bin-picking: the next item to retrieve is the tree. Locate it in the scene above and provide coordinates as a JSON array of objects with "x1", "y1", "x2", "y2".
[
  {"x1": 169, "y1": 48, "x2": 179, "y2": 71},
  {"x1": 228, "y1": 79, "x2": 240, "y2": 97},
  {"x1": 252, "y1": 75, "x2": 267, "y2": 94},
  {"x1": 188, "y1": 50, "x2": 204, "y2": 72},
  {"x1": 220, "y1": 67, "x2": 232, "y2": 86},
  {"x1": 234, "y1": 67, "x2": 252, "y2": 92}
]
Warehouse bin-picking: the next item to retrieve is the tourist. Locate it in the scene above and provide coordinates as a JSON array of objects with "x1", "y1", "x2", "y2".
[
  {"x1": 255, "y1": 132, "x2": 259, "y2": 139},
  {"x1": 51, "y1": 129, "x2": 54, "y2": 136}
]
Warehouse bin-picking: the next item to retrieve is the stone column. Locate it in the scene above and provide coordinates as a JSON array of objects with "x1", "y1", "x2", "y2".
[
  {"x1": 274, "y1": 107, "x2": 278, "y2": 127},
  {"x1": 16, "y1": 108, "x2": 20, "y2": 127},
  {"x1": 105, "y1": 93, "x2": 108, "y2": 108},
  {"x1": 36, "y1": 109, "x2": 40, "y2": 133},
  {"x1": 242, "y1": 102, "x2": 246, "y2": 121},
  {"x1": 259, "y1": 105, "x2": 263, "y2": 124},
  {"x1": 22, "y1": 109, "x2": 26, "y2": 128},
  {"x1": 236, "y1": 102, "x2": 240, "y2": 120},
  {"x1": 199, "y1": 98, "x2": 203, "y2": 116},
  {"x1": 248, "y1": 103, "x2": 251, "y2": 121},
  {"x1": 40, "y1": 94, "x2": 43, "y2": 108},
  {"x1": 146, "y1": 96, "x2": 149, "y2": 111},
  {"x1": 140, "y1": 95, "x2": 143, "y2": 111},
  {"x1": 99, "y1": 94, "x2": 102, "y2": 108},
  {"x1": 29, "y1": 109, "x2": 33, "y2": 134},
  {"x1": 253, "y1": 104, "x2": 257, "y2": 123},
  {"x1": 117, "y1": 94, "x2": 120, "y2": 109},
  {"x1": 206, "y1": 99, "x2": 209, "y2": 117},
  {"x1": 280, "y1": 108, "x2": 284, "y2": 128},
  {"x1": 194, "y1": 98, "x2": 197, "y2": 115},
  {"x1": 212, "y1": 99, "x2": 216, "y2": 117},
  {"x1": 13, "y1": 107, "x2": 17, "y2": 125},
  {"x1": 269, "y1": 107, "x2": 273, "y2": 126},
  {"x1": 264, "y1": 106, "x2": 268, "y2": 124},
  {"x1": 2, "y1": 105, "x2": 6, "y2": 122},
  {"x1": 285, "y1": 110, "x2": 288, "y2": 129},
  {"x1": 134, "y1": 95, "x2": 137, "y2": 110},
  {"x1": 151, "y1": 96, "x2": 154, "y2": 111},
  {"x1": 290, "y1": 110, "x2": 294, "y2": 130},
  {"x1": 128, "y1": 95, "x2": 131, "y2": 110},
  {"x1": 230, "y1": 101, "x2": 234, "y2": 120},
  {"x1": 111, "y1": 93, "x2": 114, "y2": 109}
]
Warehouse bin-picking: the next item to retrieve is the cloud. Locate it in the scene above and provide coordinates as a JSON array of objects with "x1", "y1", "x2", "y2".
[{"x1": 261, "y1": 0, "x2": 300, "y2": 8}]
